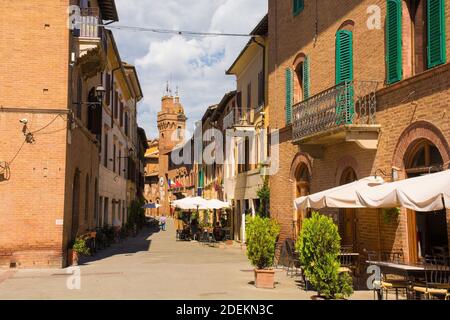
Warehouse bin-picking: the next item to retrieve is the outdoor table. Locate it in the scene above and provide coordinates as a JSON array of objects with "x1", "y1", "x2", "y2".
[{"x1": 365, "y1": 261, "x2": 425, "y2": 300}]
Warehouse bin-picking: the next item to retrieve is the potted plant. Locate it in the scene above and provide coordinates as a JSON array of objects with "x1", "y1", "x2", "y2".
[
  {"x1": 70, "y1": 236, "x2": 91, "y2": 266},
  {"x1": 295, "y1": 212, "x2": 353, "y2": 300},
  {"x1": 245, "y1": 215, "x2": 280, "y2": 289}
]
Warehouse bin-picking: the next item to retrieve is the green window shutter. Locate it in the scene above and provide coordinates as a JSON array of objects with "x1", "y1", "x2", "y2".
[
  {"x1": 285, "y1": 68, "x2": 293, "y2": 125},
  {"x1": 336, "y1": 30, "x2": 354, "y2": 84},
  {"x1": 336, "y1": 30, "x2": 354, "y2": 124},
  {"x1": 386, "y1": 0, "x2": 403, "y2": 84},
  {"x1": 293, "y1": 0, "x2": 304, "y2": 16},
  {"x1": 302, "y1": 56, "x2": 310, "y2": 99},
  {"x1": 427, "y1": 0, "x2": 446, "y2": 68}
]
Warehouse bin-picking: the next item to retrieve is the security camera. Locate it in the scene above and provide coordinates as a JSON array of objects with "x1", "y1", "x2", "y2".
[{"x1": 19, "y1": 118, "x2": 28, "y2": 125}]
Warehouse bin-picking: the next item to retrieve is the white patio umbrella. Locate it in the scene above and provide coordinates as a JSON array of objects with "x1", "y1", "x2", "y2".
[
  {"x1": 171, "y1": 197, "x2": 209, "y2": 210},
  {"x1": 206, "y1": 199, "x2": 231, "y2": 210},
  {"x1": 356, "y1": 170, "x2": 450, "y2": 212},
  {"x1": 294, "y1": 176, "x2": 385, "y2": 210}
]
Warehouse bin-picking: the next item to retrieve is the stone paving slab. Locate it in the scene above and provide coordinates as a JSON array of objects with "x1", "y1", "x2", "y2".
[{"x1": 0, "y1": 219, "x2": 373, "y2": 300}]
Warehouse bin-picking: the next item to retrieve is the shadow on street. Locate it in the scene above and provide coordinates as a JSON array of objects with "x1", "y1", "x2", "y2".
[{"x1": 79, "y1": 226, "x2": 161, "y2": 265}]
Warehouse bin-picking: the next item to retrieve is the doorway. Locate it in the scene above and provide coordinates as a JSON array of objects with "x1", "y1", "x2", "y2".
[
  {"x1": 339, "y1": 167, "x2": 358, "y2": 251},
  {"x1": 295, "y1": 164, "x2": 310, "y2": 238},
  {"x1": 405, "y1": 140, "x2": 448, "y2": 262}
]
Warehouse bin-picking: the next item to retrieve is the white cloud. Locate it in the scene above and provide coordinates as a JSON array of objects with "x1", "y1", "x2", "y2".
[{"x1": 113, "y1": 0, "x2": 267, "y2": 138}]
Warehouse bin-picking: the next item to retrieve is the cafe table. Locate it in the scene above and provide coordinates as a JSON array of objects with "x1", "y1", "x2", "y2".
[{"x1": 365, "y1": 261, "x2": 425, "y2": 300}]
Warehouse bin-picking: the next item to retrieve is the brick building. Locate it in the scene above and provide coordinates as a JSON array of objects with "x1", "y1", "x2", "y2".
[
  {"x1": 268, "y1": 0, "x2": 450, "y2": 263},
  {"x1": 0, "y1": 0, "x2": 120, "y2": 267}
]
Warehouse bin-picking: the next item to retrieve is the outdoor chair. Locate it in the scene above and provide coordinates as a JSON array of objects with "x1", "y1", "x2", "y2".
[
  {"x1": 365, "y1": 250, "x2": 381, "y2": 300},
  {"x1": 379, "y1": 250, "x2": 410, "y2": 300},
  {"x1": 365, "y1": 249, "x2": 410, "y2": 300},
  {"x1": 338, "y1": 250, "x2": 359, "y2": 289},
  {"x1": 413, "y1": 256, "x2": 450, "y2": 300}
]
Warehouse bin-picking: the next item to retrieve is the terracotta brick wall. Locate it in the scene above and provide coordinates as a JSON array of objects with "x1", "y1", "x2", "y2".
[
  {"x1": 0, "y1": 0, "x2": 101, "y2": 268},
  {"x1": 268, "y1": 0, "x2": 450, "y2": 261}
]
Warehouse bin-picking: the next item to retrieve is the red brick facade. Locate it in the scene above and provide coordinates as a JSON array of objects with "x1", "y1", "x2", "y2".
[{"x1": 268, "y1": 0, "x2": 450, "y2": 263}]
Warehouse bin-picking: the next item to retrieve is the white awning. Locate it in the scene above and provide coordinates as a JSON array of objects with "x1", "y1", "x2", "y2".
[
  {"x1": 171, "y1": 197, "x2": 231, "y2": 210},
  {"x1": 206, "y1": 199, "x2": 231, "y2": 209},
  {"x1": 356, "y1": 170, "x2": 450, "y2": 212},
  {"x1": 171, "y1": 197, "x2": 209, "y2": 210},
  {"x1": 294, "y1": 176, "x2": 385, "y2": 210}
]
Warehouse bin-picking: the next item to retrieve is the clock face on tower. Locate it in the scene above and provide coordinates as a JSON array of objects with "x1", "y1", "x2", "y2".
[{"x1": 159, "y1": 177, "x2": 164, "y2": 187}]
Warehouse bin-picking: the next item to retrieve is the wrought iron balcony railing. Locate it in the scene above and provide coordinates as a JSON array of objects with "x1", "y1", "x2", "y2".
[
  {"x1": 75, "y1": 8, "x2": 101, "y2": 39},
  {"x1": 223, "y1": 108, "x2": 254, "y2": 130},
  {"x1": 292, "y1": 80, "x2": 380, "y2": 142}
]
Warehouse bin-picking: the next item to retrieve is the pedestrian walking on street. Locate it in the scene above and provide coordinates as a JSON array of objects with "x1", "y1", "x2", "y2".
[{"x1": 160, "y1": 214, "x2": 167, "y2": 231}]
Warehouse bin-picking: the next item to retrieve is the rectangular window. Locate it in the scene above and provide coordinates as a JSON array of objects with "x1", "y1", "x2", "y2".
[
  {"x1": 386, "y1": 0, "x2": 403, "y2": 84},
  {"x1": 118, "y1": 149, "x2": 122, "y2": 175},
  {"x1": 104, "y1": 133, "x2": 108, "y2": 168},
  {"x1": 113, "y1": 144, "x2": 116, "y2": 172},
  {"x1": 125, "y1": 113, "x2": 129, "y2": 136},
  {"x1": 427, "y1": 0, "x2": 446, "y2": 68},
  {"x1": 247, "y1": 82, "x2": 252, "y2": 111},
  {"x1": 293, "y1": 0, "x2": 304, "y2": 16},
  {"x1": 105, "y1": 73, "x2": 111, "y2": 106},
  {"x1": 285, "y1": 68, "x2": 293, "y2": 125},
  {"x1": 258, "y1": 71, "x2": 265, "y2": 107},
  {"x1": 114, "y1": 92, "x2": 119, "y2": 119},
  {"x1": 120, "y1": 102, "x2": 124, "y2": 127}
]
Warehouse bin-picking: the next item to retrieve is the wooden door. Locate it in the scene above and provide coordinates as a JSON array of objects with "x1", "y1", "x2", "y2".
[{"x1": 343, "y1": 208, "x2": 357, "y2": 251}]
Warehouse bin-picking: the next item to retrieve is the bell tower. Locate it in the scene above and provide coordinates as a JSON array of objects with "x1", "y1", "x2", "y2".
[{"x1": 157, "y1": 84, "x2": 187, "y2": 154}]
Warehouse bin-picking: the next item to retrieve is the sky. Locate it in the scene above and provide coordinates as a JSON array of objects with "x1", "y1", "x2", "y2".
[{"x1": 113, "y1": 0, "x2": 268, "y2": 139}]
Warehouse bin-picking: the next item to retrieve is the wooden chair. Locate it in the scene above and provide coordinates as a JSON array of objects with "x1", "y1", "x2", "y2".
[
  {"x1": 413, "y1": 256, "x2": 450, "y2": 300},
  {"x1": 379, "y1": 250, "x2": 409, "y2": 300}
]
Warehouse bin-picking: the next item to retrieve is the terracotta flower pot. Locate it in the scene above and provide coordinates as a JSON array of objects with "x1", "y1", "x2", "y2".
[
  {"x1": 254, "y1": 269, "x2": 275, "y2": 289},
  {"x1": 68, "y1": 249, "x2": 79, "y2": 266}
]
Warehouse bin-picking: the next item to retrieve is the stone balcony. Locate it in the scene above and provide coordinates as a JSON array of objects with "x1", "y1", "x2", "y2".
[{"x1": 292, "y1": 80, "x2": 382, "y2": 158}]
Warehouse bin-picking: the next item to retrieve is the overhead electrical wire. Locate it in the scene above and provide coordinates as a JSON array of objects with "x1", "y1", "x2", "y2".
[{"x1": 98, "y1": 24, "x2": 255, "y2": 38}]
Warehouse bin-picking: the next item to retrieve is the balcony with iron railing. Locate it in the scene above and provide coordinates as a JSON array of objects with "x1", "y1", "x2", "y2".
[
  {"x1": 223, "y1": 108, "x2": 256, "y2": 131},
  {"x1": 292, "y1": 80, "x2": 382, "y2": 156},
  {"x1": 73, "y1": 7, "x2": 108, "y2": 59}
]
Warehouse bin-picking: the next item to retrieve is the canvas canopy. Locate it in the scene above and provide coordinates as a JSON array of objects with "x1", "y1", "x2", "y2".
[
  {"x1": 356, "y1": 170, "x2": 450, "y2": 212},
  {"x1": 294, "y1": 176, "x2": 385, "y2": 210},
  {"x1": 171, "y1": 197, "x2": 209, "y2": 210},
  {"x1": 206, "y1": 199, "x2": 231, "y2": 209},
  {"x1": 172, "y1": 197, "x2": 231, "y2": 210}
]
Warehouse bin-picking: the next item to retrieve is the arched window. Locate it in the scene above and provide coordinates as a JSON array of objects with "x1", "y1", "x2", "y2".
[
  {"x1": 293, "y1": 53, "x2": 310, "y2": 103},
  {"x1": 71, "y1": 169, "x2": 81, "y2": 242}
]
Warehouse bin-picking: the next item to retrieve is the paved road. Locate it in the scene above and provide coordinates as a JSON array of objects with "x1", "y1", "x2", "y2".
[{"x1": 0, "y1": 219, "x2": 372, "y2": 300}]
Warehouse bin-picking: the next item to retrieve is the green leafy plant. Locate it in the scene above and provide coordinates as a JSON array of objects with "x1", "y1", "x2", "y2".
[
  {"x1": 72, "y1": 237, "x2": 90, "y2": 256},
  {"x1": 382, "y1": 207, "x2": 400, "y2": 224},
  {"x1": 127, "y1": 199, "x2": 146, "y2": 231},
  {"x1": 256, "y1": 179, "x2": 270, "y2": 217},
  {"x1": 295, "y1": 212, "x2": 353, "y2": 299},
  {"x1": 246, "y1": 215, "x2": 280, "y2": 270}
]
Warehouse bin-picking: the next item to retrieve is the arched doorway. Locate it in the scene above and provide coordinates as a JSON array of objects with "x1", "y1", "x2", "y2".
[
  {"x1": 405, "y1": 140, "x2": 448, "y2": 261},
  {"x1": 294, "y1": 164, "x2": 310, "y2": 238},
  {"x1": 339, "y1": 167, "x2": 358, "y2": 251}
]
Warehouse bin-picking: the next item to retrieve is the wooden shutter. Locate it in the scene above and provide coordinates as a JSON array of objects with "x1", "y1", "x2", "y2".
[
  {"x1": 105, "y1": 73, "x2": 111, "y2": 106},
  {"x1": 427, "y1": 0, "x2": 446, "y2": 68},
  {"x1": 302, "y1": 56, "x2": 310, "y2": 99},
  {"x1": 336, "y1": 30, "x2": 354, "y2": 124},
  {"x1": 285, "y1": 68, "x2": 293, "y2": 125},
  {"x1": 258, "y1": 71, "x2": 264, "y2": 106},
  {"x1": 336, "y1": 30, "x2": 354, "y2": 84},
  {"x1": 293, "y1": 0, "x2": 304, "y2": 16},
  {"x1": 386, "y1": 0, "x2": 403, "y2": 84}
]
